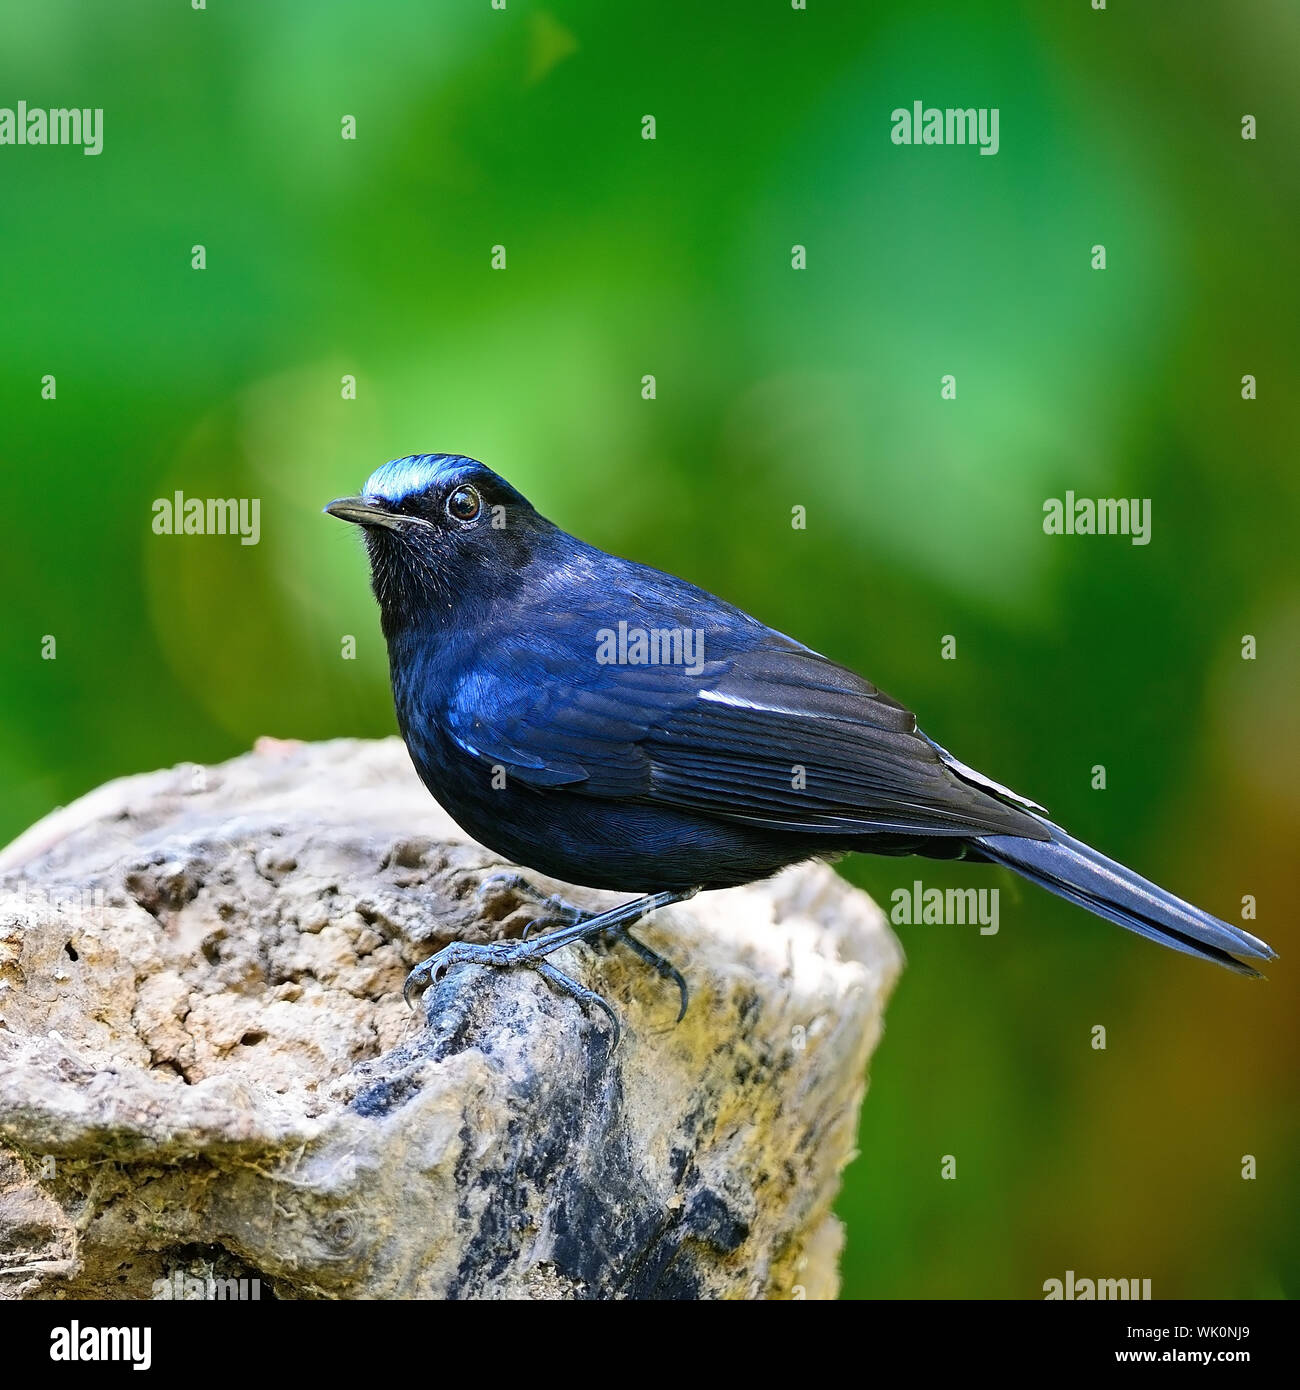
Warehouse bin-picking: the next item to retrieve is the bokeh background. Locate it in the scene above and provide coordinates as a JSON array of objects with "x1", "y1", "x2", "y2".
[{"x1": 2, "y1": 0, "x2": 1296, "y2": 1299}]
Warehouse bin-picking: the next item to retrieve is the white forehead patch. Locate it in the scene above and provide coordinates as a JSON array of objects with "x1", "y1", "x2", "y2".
[{"x1": 364, "y1": 454, "x2": 470, "y2": 505}]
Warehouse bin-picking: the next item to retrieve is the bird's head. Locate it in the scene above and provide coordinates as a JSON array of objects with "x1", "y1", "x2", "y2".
[{"x1": 325, "y1": 454, "x2": 548, "y2": 634}]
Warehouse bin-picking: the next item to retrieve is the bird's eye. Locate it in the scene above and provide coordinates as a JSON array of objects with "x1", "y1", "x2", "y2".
[{"x1": 447, "y1": 484, "x2": 481, "y2": 523}]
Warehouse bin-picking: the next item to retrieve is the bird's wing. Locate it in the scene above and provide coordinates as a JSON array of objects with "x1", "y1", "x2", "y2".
[
  {"x1": 445, "y1": 620, "x2": 1047, "y2": 842},
  {"x1": 644, "y1": 636, "x2": 1047, "y2": 838}
]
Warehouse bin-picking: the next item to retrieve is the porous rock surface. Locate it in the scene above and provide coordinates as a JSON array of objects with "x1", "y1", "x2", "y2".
[{"x1": 0, "y1": 737, "x2": 902, "y2": 1299}]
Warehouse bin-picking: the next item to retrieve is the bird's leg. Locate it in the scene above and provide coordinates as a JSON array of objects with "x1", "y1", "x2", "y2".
[{"x1": 403, "y1": 888, "x2": 700, "y2": 1041}]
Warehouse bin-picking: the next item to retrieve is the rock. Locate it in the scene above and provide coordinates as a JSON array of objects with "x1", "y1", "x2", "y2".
[{"x1": 0, "y1": 737, "x2": 902, "y2": 1300}]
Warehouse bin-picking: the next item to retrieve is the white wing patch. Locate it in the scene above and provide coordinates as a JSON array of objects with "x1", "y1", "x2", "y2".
[{"x1": 927, "y1": 737, "x2": 1049, "y2": 816}]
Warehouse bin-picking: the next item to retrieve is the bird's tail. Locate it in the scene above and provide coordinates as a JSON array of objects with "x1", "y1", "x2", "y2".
[{"x1": 976, "y1": 822, "x2": 1277, "y2": 975}]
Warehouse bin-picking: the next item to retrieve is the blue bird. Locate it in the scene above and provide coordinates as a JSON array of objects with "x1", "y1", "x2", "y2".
[{"x1": 326, "y1": 454, "x2": 1275, "y2": 1038}]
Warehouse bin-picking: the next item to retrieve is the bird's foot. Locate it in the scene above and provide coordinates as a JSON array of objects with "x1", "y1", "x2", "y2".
[
  {"x1": 403, "y1": 887, "x2": 700, "y2": 1042},
  {"x1": 402, "y1": 933, "x2": 622, "y2": 1043}
]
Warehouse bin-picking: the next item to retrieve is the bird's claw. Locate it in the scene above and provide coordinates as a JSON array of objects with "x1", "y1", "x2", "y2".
[
  {"x1": 403, "y1": 939, "x2": 512, "y2": 1008},
  {"x1": 602, "y1": 926, "x2": 689, "y2": 1022},
  {"x1": 535, "y1": 962, "x2": 621, "y2": 1047},
  {"x1": 402, "y1": 958, "x2": 436, "y2": 1010}
]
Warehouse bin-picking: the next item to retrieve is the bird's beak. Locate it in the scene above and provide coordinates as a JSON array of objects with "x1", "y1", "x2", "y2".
[{"x1": 324, "y1": 496, "x2": 403, "y2": 530}]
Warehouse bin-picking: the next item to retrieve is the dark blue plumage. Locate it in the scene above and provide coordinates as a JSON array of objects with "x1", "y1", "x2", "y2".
[{"x1": 326, "y1": 453, "x2": 1274, "y2": 1027}]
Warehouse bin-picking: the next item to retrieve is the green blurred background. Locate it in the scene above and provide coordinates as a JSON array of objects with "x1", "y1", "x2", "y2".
[{"x1": 2, "y1": 1, "x2": 1296, "y2": 1299}]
